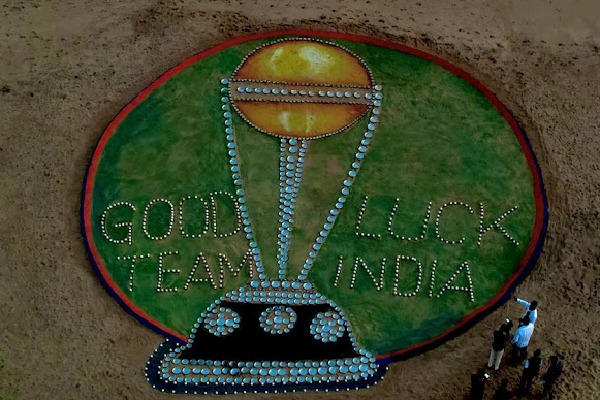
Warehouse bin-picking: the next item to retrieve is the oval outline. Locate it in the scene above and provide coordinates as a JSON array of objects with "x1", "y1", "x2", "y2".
[{"x1": 80, "y1": 29, "x2": 548, "y2": 362}]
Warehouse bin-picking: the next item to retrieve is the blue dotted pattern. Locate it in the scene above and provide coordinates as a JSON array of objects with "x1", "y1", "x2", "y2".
[
  {"x1": 310, "y1": 311, "x2": 347, "y2": 342},
  {"x1": 276, "y1": 139, "x2": 307, "y2": 279},
  {"x1": 235, "y1": 84, "x2": 374, "y2": 100},
  {"x1": 161, "y1": 349, "x2": 378, "y2": 385},
  {"x1": 220, "y1": 79, "x2": 266, "y2": 280},
  {"x1": 259, "y1": 306, "x2": 297, "y2": 334},
  {"x1": 202, "y1": 306, "x2": 241, "y2": 336}
]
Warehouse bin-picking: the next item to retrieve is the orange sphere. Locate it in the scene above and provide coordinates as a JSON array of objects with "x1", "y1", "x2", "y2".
[{"x1": 230, "y1": 40, "x2": 374, "y2": 139}]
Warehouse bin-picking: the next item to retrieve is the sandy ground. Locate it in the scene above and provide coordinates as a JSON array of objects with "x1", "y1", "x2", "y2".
[{"x1": 1, "y1": 1, "x2": 599, "y2": 399}]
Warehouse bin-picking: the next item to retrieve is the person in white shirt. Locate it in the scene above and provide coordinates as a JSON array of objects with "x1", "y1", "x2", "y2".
[
  {"x1": 514, "y1": 296, "x2": 538, "y2": 325},
  {"x1": 511, "y1": 316, "x2": 535, "y2": 361}
]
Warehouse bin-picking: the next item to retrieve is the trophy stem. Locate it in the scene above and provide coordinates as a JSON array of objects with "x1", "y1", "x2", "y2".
[
  {"x1": 296, "y1": 100, "x2": 382, "y2": 282},
  {"x1": 277, "y1": 138, "x2": 309, "y2": 280}
]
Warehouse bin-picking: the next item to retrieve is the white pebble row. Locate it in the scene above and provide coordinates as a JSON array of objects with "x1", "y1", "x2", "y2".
[
  {"x1": 217, "y1": 249, "x2": 255, "y2": 288},
  {"x1": 428, "y1": 260, "x2": 438, "y2": 298},
  {"x1": 350, "y1": 257, "x2": 385, "y2": 291},
  {"x1": 117, "y1": 253, "x2": 150, "y2": 292},
  {"x1": 210, "y1": 191, "x2": 243, "y2": 238},
  {"x1": 435, "y1": 261, "x2": 475, "y2": 302},
  {"x1": 157, "y1": 250, "x2": 181, "y2": 292},
  {"x1": 392, "y1": 255, "x2": 422, "y2": 297},
  {"x1": 101, "y1": 201, "x2": 135, "y2": 245},
  {"x1": 178, "y1": 195, "x2": 210, "y2": 238},
  {"x1": 477, "y1": 203, "x2": 520, "y2": 246},
  {"x1": 333, "y1": 255, "x2": 344, "y2": 287},
  {"x1": 388, "y1": 200, "x2": 432, "y2": 241},
  {"x1": 434, "y1": 201, "x2": 474, "y2": 244},
  {"x1": 182, "y1": 252, "x2": 218, "y2": 291},
  {"x1": 354, "y1": 195, "x2": 381, "y2": 239},
  {"x1": 142, "y1": 198, "x2": 175, "y2": 241}
]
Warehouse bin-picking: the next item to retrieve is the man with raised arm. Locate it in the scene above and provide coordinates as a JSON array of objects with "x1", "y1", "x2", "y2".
[{"x1": 514, "y1": 296, "x2": 538, "y2": 325}]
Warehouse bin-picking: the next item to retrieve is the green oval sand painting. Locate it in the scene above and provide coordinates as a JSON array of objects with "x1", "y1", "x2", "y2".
[{"x1": 84, "y1": 35, "x2": 540, "y2": 359}]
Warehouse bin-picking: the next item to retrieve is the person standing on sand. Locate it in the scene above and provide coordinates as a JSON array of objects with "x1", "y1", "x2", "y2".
[
  {"x1": 488, "y1": 323, "x2": 510, "y2": 370},
  {"x1": 468, "y1": 368, "x2": 488, "y2": 400},
  {"x1": 511, "y1": 316, "x2": 534, "y2": 361},
  {"x1": 513, "y1": 296, "x2": 538, "y2": 324},
  {"x1": 492, "y1": 378, "x2": 512, "y2": 400},
  {"x1": 541, "y1": 356, "x2": 564, "y2": 399},
  {"x1": 519, "y1": 348, "x2": 543, "y2": 393},
  {"x1": 501, "y1": 319, "x2": 514, "y2": 335}
]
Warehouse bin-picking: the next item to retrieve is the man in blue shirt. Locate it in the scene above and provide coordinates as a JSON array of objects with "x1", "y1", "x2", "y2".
[
  {"x1": 511, "y1": 316, "x2": 535, "y2": 361},
  {"x1": 514, "y1": 296, "x2": 538, "y2": 325}
]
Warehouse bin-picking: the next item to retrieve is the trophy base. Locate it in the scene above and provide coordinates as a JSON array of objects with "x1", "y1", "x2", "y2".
[
  {"x1": 145, "y1": 281, "x2": 389, "y2": 394},
  {"x1": 146, "y1": 340, "x2": 388, "y2": 395}
]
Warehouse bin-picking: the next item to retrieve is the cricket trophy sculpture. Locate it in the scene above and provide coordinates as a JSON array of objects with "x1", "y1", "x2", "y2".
[{"x1": 145, "y1": 38, "x2": 390, "y2": 394}]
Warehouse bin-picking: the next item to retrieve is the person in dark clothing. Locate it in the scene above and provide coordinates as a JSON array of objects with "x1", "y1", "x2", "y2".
[
  {"x1": 488, "y1": 323, "x2": 510, "y2": 370},
  {"x1": 469, "y1": 368, "x2": 488, "y2": 400},
  {"x1": 501, "y1": 319, "x2": 514, "y2": 336},
  {"x1": 520, "y1": 348, "x2": 543, "y2": 393},
  {"x1": 493, "y1": 378, "x2": 512, "y2": 400},
  {"x1": 541, "y1": 356, "x2": 564, "y2": 399}
]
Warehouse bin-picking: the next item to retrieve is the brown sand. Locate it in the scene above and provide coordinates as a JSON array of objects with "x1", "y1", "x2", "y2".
[{"x1": 1, "y1": 1, "x2": 599, "y2": 399}]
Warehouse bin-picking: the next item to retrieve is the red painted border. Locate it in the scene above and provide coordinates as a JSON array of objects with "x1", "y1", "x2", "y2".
[{"x1": 82, "y1": 30, "x2": 547, "y2": 359}]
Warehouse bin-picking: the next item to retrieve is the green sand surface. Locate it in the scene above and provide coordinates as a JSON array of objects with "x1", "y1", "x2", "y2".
[{"x1": 89, "y1": 37, "x2": 535, "y2": 355}]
